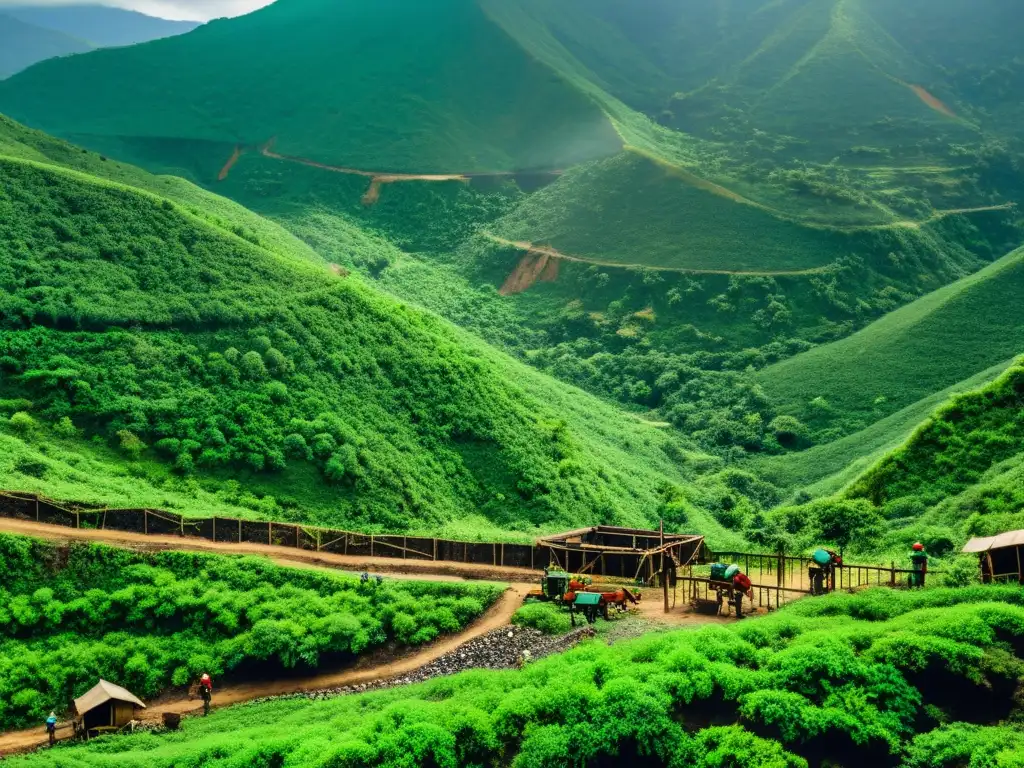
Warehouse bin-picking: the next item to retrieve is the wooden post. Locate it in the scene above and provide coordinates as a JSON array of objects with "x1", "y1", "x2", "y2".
[
  {"x1": 237, "y1": 518, "x2": 241, "y2": 543},
  {"x1": 501, "y1": 543, "x2": 504, "y2": 567},
  {"x1": 35, "y1": 499, "x2": 39, "y2": 522},
  {"x1": 661, "y1": 520, "x2": 669, "y2": 614},
  {"x1": 295, "y1": 525, "x2": 300, "y2": 548},
  {"x1": 144, "y1": 509, "x2": 148, "y2": 535},
  {"x1": 404, "y1": 536, "x2": 408, "y2": 560},
  {"x1": 213, "y1": 517, "x2": 216, "y2": 541},
  {"x1": 493, "y1": 543, "x2": 497, "y2": 566},
  {"x1": 371, "y1": 535, "x2": 375, "y2": 558},
  {"x1": 1016, "y1": 546, "x2": 1022, "y2": 584},
  {"x1": 434, "y1": 538, "x2": 438, "y2": 562},
  {"x1": 890, "y1": 561, "x2": 896, "y2": 586},
  {"x1": 269, "y1": 522, "x2": 273, "y2": 546}
]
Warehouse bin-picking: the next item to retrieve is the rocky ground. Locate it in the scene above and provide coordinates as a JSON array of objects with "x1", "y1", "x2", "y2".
[{"x1": 241, "y1": 624, "x2": 596, "y2": 708}]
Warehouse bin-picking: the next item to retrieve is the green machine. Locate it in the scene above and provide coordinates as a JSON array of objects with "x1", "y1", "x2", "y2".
[
  {"x1": 542, "y1": 569, "x2": 570, "y2": 601},
  {"x1": 570, "y1": 591, "x2": 604, "y2": 625}
]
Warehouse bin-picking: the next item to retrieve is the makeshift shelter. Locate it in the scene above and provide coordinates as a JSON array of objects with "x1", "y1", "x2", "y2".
[
  {"x1": 962, "y1": 530, "x2": 1024, "y2": 584},
  {"x1": 537, "y1": 525, "x2": 706, "y2": 583},
  {"x1": 74, "y1": 680, "x2": 146, "y2": 735}
]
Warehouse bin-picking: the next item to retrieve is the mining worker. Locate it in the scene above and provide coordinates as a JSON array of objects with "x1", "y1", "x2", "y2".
[
  {"x1": 199, "y1": 673, "x2": 213, "y2": 716},
  {"x1": 809, "y1": 548, "x2": 842, "y2": 595},
  {"x1": 45, "y1": 712, "x2": 57, "y2": 746},
  {"x1": 909, "y1": 543, "x2": 928, "y2": 588},
  {"x1": 731, "y1": 571, "x2": 753, "y2": 618}
]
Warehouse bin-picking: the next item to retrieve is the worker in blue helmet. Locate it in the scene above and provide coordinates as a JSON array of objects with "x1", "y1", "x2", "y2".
[{"x1": 45, "y1": 711, "x2": 57, "y2": 746}]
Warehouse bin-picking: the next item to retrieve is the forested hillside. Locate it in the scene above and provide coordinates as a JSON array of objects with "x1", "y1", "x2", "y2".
[
  {"x1": 0, "y1": 113, "x2": 746, "y2": 544},
  {"x1": 0, "y1": 0, "x2": 1020, "y2": 549}
]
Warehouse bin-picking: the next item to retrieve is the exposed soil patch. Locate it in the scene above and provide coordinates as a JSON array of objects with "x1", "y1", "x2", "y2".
[
  {"x1": 499, "y1": 251, "x2": 553, "y2": 295},
  {"x1": 216, "y1": 145, "x2": 244, "y2": 181},
  {"x1": 908, "y1": 84, "x2": 957, "y2": 118}
]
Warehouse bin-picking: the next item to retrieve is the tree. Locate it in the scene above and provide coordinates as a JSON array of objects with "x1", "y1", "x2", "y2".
[{"x1": 813, "y1": 498, "x2": 882, "y2": 552}]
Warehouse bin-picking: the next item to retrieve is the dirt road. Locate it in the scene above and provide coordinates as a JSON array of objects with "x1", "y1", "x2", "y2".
[
  {"x1": 0, "y1": 518, "x2": 540, "y2": 583},
  {"x1": 0, "y1": 582, "x2": 533, "y2": 755}
]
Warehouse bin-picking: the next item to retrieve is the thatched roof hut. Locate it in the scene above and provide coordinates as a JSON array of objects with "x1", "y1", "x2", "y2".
[{"x1": 74, "y1": 680, "x2": 146, "y2": 733}]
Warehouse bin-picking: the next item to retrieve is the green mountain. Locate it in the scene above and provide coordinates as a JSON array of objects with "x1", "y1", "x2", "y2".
[
  {"x1": 0, "y1": 0, "x2": 621, "y2": 173},
  {"x1": 0, "y1": 0, "x2": 1020, "y2": 509},
  {"x1": 0, "y1": 113, "x2": 746, "y2": 545},
  {"x1": 0, "y1": 13, "x2": 91, "y2": 79},
  {"x1": 5, "y1": 5, "x2": 200, "y2": 48}
]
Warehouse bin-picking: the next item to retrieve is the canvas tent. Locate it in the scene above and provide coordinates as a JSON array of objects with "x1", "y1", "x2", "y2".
[
  {"x1": 74, "y1": 679, "x2": 146, "y2": 734},
  {"x1": 962, "y1": 530, "x2": 1024, "y2": 583}
]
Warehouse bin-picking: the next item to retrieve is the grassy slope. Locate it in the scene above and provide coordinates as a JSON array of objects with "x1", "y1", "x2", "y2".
[
  {"x1": 0, "y1": 115, "x2": 325, "y2": 268},
  {"x1": 757, "y1": 245, "x2": 1024, "y2": 441},
  {"x1": 849, "y1": 358, "x2": 1024, "y2": 508},
  {"x1": 0, "y1": 14, "x2": 91, "y2": 79},
  {"x1": 488, "y1": 152, "x2": 860, "y2": 273},
  {"x1": 0, "y1": 114, "x2": 745, "y2": 545},
  {"x1": 0, "y1": 0, "x2": 621, "y2": 173},
  {"x1": 8, "y1": 586, "x2": 1024, "y2": 768},
  {"x1": 750, "y1": 360, "x2": 1012, "y2": 497}
]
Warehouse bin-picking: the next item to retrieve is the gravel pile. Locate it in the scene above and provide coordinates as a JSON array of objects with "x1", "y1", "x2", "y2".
[{"x1": 244, "y1": 624, "x2": 595, "y2": 708}]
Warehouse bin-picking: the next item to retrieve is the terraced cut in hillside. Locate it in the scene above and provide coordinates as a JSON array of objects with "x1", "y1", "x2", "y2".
[{"x1": 487, "y1": 153, "x2": 863, "y2": 274}]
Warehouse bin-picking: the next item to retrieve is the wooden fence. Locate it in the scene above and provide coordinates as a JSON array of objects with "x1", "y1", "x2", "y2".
[
  {"x1": 0, "y1": 490, "x2": 548, "y2": 571},
  {"x1": 680, "y1": 575, "x2": 811, "y2": 613},
  {"x1": 709, "y1": 550, "x2": 940, "y2": 591}
]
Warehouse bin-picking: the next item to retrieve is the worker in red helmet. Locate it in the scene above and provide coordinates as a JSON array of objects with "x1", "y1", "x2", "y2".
[
  {"x1": 909, "y1": 543, "x2": 928, "y2": 588},
  {"x1": 199, "y1": 673, "x2": 213, "y2": 716},
  {"x1": 731, "y1": 572, "x2": 753, "y2": 618}
]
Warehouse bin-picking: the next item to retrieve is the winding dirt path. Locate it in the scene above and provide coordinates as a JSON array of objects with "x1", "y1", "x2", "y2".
[
  {"x1": 0, "y1": 518, "x2": 539, "y2": 583},
  {"x1": 0, "y1": 583, "x2": 532, "y2": 755}
]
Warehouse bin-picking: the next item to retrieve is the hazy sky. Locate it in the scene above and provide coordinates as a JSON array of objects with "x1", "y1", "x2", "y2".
[{"x1": 0, "y1": 0, "x2": 274, "y2": 21}]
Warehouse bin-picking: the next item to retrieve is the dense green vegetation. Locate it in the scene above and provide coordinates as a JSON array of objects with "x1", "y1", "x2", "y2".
[
  {"x1": 0, "y1": 14, "x2": 91, "y2": 80},
  {"x1": 848, "y1": 359, "x2": 1024, "y2": 537},
  {"x1": 510, "y1": 602, "x2": 571, "y2": 636},
  {"x1": 758, "y1": 248, "x2": 1024, "y2": 444},
  {"x1": 0, "y1": 533, "x2": 503, "y2": 730},
  {"x1": 9, "y1": 585, "x2": 1024, "y2": 767},
  {"x1": 0, "y1": 113, "x2": 754, "y2": 545},
  {"x1": 1, "y1": 0, "x2": 1020, "y2": 479}
]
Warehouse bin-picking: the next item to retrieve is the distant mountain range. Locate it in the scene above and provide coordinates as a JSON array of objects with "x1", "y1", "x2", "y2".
[{"x1": 0, "y1": 4, "x2": 199, "y2": 78}]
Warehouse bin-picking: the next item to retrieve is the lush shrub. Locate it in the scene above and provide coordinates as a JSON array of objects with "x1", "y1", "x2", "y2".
[
  {"x1": 511, "y1": 602, "x2": 572, "y2": 636},
  {"x1": 0, "y1": 534, "x2": 502, "y2": 730},
  {"x1": 8, "y1": 586, "x2": 1024, "y2": 768}
]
